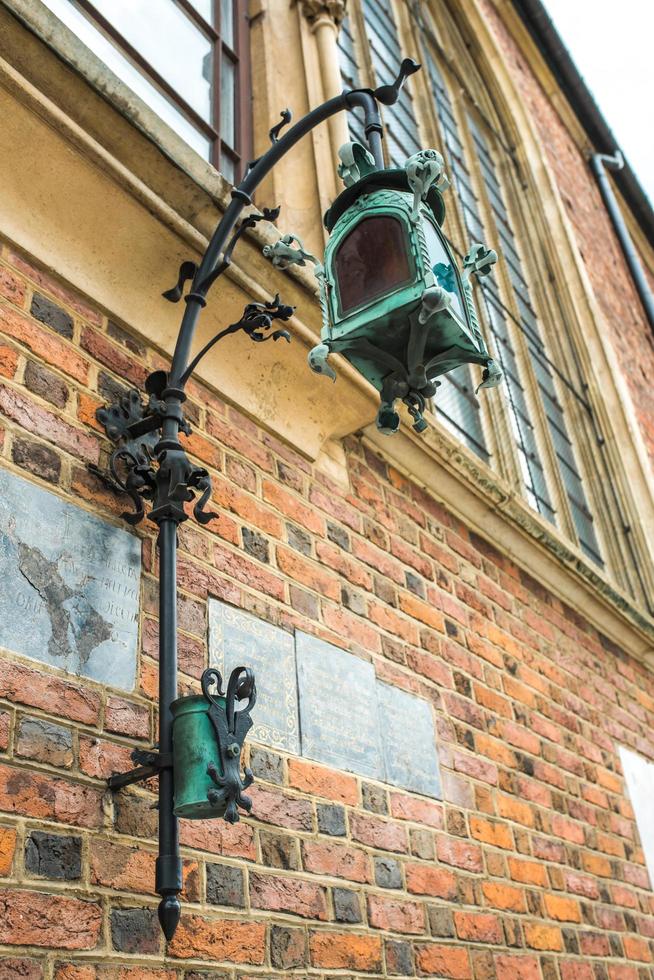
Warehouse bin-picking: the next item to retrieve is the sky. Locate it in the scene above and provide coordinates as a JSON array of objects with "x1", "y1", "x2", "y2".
[{"x1": 544, "y1": 0, "x2": 654, "y2": 205}]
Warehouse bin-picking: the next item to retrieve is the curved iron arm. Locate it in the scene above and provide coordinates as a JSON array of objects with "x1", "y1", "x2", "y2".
[{"x1": 167, "y1": 58, "x2": 420, "y2": 392}]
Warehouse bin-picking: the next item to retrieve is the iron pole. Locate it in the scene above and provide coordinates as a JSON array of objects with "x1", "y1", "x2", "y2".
[{"x1": 155, "y1": 517, "x2": 183, "y2": 939}]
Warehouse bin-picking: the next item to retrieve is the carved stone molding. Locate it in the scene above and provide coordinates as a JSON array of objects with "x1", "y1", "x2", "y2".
[{"x1": 298, "y1": 0, "x2": 347, "y2": 27}]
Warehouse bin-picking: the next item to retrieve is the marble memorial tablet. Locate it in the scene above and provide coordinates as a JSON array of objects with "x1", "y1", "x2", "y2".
[
  {"x1": 377, "y1": 682, "x2": 441, "y2": 797},
  {"x1": 295, "y1": 631, "x2": 383, "y2": 779},
  {"x1": 0, "y1": 468, "x2": 140, "y2": 690},
  {"x1": 209, "y1": 598, "x2": 299, "y2": 754}
]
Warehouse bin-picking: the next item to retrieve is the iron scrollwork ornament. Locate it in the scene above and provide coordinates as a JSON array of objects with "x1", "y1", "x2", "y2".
[{"x1": 202, "y1": 667, "x2": 256, "y2": 824}]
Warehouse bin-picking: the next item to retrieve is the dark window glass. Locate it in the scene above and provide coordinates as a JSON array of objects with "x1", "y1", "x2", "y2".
[{"x1": 334, "y1": 216, "x2": 412, "y2": 314}]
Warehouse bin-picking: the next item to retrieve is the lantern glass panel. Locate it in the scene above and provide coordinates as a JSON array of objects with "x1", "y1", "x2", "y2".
[
  {"x1": 334, "y1": 216, "x2": 412, "y2": 315},
  {"x1": 422, "y1": 220, "x2": 465, "y2": 320}
]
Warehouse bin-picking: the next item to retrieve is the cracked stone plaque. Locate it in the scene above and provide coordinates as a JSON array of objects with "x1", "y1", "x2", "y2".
[
  {"x1": 377, "y1": 681, "x2": 441, "y2": 798},
  {"x1": 0, "y1": 468, "x2": 140, "y2": 690},
  {"x1": 209, "y1": 598, "x2": 299, "y2": 754},
  {"x1": 295, "y1": 631, "x2": 383, "y2": 779}
]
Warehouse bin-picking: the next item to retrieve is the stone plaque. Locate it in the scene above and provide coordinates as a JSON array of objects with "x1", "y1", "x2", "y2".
[
  {"x1": 0, "y1": 468, "x2": 140, "y2": 690},
  {"x1": 209, "y1": 598, "x2": 299, "y2": 754},
  {"x1": 377, "y1": 682, "x2": 441, "y2": 798},
  {"x1": 295, "y1": 631, "x2": 383, "y2": 779}
]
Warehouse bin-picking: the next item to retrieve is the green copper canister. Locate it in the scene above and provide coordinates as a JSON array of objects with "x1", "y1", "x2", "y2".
[{"x1": 171, "y1": 692, "x2": 227, "y2": 820}]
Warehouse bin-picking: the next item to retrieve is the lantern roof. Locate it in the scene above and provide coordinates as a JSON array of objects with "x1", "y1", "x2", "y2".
[{"x1": 324, "y1": 167, "x2": 446, "y2": 233}]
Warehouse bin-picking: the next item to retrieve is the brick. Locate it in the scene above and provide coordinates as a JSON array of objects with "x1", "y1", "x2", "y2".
[
  {"x1": 207, "y1": 412, "x2": 273, "y2": 472},
  {"x1": 302, "y1": 839, "x2": 371, "y2": 882},
  {"x1": 390, "y1": 792, "x2": 444, "y2": 828},
  {"x1": 309, "y1": 931, "x2": 383, "y2": 972},
  {"x1": 30, "y1": 293, "x2": 73, "y2": 338},
  {"x1": 211, "y1": 477, "x2": 282, "y2": 537},
  {"x1": 481, "y1": 881, "x2": 526, "y2": 913},
  {"x1": 350, "y1": 812, "x2": 408, "y2": 853},
  {"x1": 248, "y1": 784, "x2": 313, "y2": 832},
  {"x1": 24, "y1": 831, "x2": 81, "y2": 880},
  {"x1": 494, "y1": 954, "x2": 541, "y2": 979},
  {"x1": 398, "y1": 591, "x2": 446, "y2": 631},
  {"x1": 276, "y1": 546, "x2": 341, "y2": 599},
  {"x1": 362, "y1": 782, "x2": 389, "y2": 814},
  {"x1": 437, "y1": 835, "x2": 483, "y2": 872},
  {"x1": 0, "y1": 305, "x2": 88, "y2": 382},
  {"x1": 110, "y1": 906, "x2": 160, "y2": 954},
  {"x1": 416, "y1": 944, "x2": 471, "y2": 978},
  {"x1": 11, "y1": 436, "x2": 61, "y2": 483},
  {"x1": 263, "y1": 479, "x2": 323, "y2": 533},
  {"x1": 367, "y1": 894, "x2": 426, "y2": 934},
  {"x1": 212, "y1": 541, "x2": 284, "y2": 600},
  {"x1": 249, "y1": 746, "x2": 284, "y2": 784},
  {"x1": 470, "y1": 816, "x2": 514, "y2": 849},
  {"x1": 544, "y1": 893, "x2": 581, "y2": 922},
  {"x1": 288, "y1": 757, "x2": 358, "y2": 805},
  {"x1": 374, "y1": 855, "x2": 402, "y2": 888},
  {"x1": 0, "y1": 265, "x2": 26, "y2": 305},
  {"x1": 260, "y1": 829, "x2": 300, "y2": 870},
  {"x1": 79, "y1": 736, "x2": 133, "y2": 779},
  {"x1": 322, "y1": 604, "x2": 383, "y2": 652},
  {"x1": 242, "y1": 526, "x2": 269, "y2": 562},
  {"x1": 0, "y1": 959, "x2": 43, "y2": 980},
  {"x1": 80, "y1": 326, "x2": 147, "y2": 387},
  {"x1": 104, "y1": 695, "x2": 150, "y2": 738},
  {"x1": 497, "y1": 795, "x2": 535, "y2": 827},
  {"x1": 316, "y1": 802, "x2": 346, "y2": 836},
  {"x1": 523, "y1": 924, "x2": 563, "y2": 951},
  {"x1": 560, "y1": 965, "x2": 594, "y2": 980},
  {"x1": 16, "y1": 717, "x2": 73, "y2": 768},
  {"x1": 178, "y1": 817, "x2": 256, "y2": 859},
  {"x1": 406, "y1": 863, "x2": 457, "y2": 899},
  {"x1": 454, "y1": 911, "x2": 503, "y2": 944},
  {"x1": 90, "y1": 839, "x2": 155, "y2": 894},
  {"x1": 0, "y1": 343, "x2": 19, "y2": 379},
  {"x1": 0, "y1": 661, "x2": 100, "y2": 725},
  {"x1": 386, "y1": 938, "x2": 414, "y2": 975},
  {"x1": 505, "y1": 859, "x2": 547, "y2": 890},
  {"x1": 0, "y1": 827, "x2": 16, "y2": 876},
  {"x1": 169, "y1": 916, "x2": 266, "y2": 963},
  {"x1": 333, "y1": 886, "x2": 363, "y2": 923},
  {"x1": 270, "y1": 925, "x2": 307, "y2": 969},
  {"x1": 250, "y1": 871, "x2": 328, "y2": 920},
  {"x1": 0, "y1": 383, "x2": 98, "y2": 462},
  {"x1": 206, "y1": 863, "x2": 245, "y2": 907},
  {"x1": 0, "y1": 889, "x2": 101, "y2": 948},
  {"x1": 23, "y1": 360, "x2": 68, "y2": 408},
  {"x1": 0, "y1": 763, "x2": 103, "y2": 827}
]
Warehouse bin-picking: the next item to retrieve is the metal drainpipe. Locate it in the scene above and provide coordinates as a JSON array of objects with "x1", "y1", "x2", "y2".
[{"x1": 590, "y1": 150, "x2": 654, "y2": 330}]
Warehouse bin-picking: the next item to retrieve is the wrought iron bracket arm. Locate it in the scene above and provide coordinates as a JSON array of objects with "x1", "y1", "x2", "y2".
[{"x1": 106, "y1": 748, "x2": 173, "y2": 791}]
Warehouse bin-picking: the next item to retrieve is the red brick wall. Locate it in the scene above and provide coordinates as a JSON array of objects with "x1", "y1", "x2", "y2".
[
  {"x1": 0, "y1": 242, "x2": 653, "y2": 980},
  {"x1": 479, "y1": 0, "x2": 654, "y2": 471}
]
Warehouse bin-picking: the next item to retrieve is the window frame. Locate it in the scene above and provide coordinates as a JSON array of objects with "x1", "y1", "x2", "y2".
[
  {"x1": 64, "y1": 0, "x2": 251, "y2": 180},
  {"x1": 338, "y1": 0, "x2": 654, "y2": 609}
]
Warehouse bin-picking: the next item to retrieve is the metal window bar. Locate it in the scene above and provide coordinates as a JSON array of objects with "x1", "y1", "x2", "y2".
[
  {"x1": 360, "y1": 0, "x2": 422, "y2": 165},
  {"x1": 467, "y1": 113, "x2": 603, "y2": 564},
  {"x1": 338, "y1": 15, "x2": 367, "y2": 146},
  {"x1": 425, "y1": 50, "x2": 558, "y2": 505}
]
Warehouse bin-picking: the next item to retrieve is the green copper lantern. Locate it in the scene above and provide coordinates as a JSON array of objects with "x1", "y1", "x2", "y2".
[
  {"x1": 171, "y1": 666, "x2": 256, "y2": 823},
  {"x1": 266, "y1": 143, "x2": 502, "y2": 435}
]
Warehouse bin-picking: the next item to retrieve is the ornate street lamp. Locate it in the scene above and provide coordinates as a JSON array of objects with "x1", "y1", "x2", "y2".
[{"x1": 93, "y1": 59, "x2": 501, "y2": 941}]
